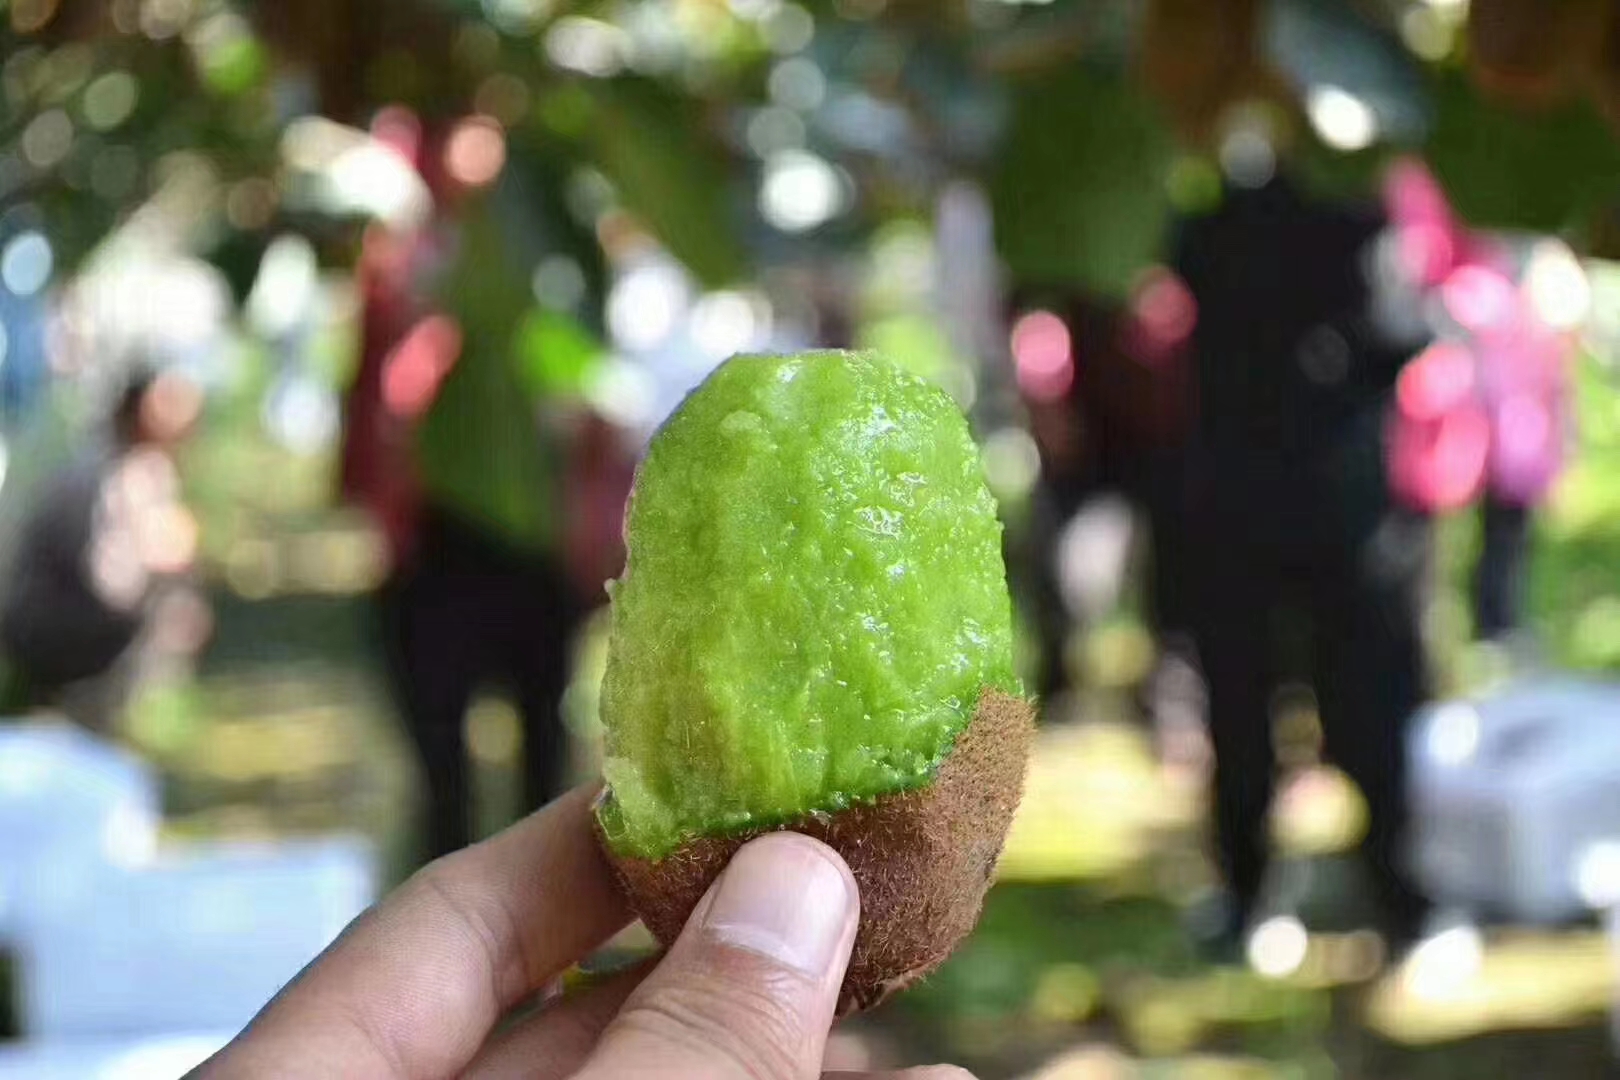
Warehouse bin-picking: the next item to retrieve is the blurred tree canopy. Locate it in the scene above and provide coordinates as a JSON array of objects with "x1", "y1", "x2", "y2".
[{"x1": 3, "y1": 0, "x2": 1620, "y2": 300}]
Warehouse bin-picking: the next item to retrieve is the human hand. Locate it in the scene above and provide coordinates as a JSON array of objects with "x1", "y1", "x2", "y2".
[{"x1": 192, "y1": 785, "x2": 971, "y2": 1079}]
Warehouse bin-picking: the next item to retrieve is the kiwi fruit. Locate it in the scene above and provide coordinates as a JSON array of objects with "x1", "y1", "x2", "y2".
[{"x1": 594, "y1": 350, "x2": 1034, "y2": 1012}]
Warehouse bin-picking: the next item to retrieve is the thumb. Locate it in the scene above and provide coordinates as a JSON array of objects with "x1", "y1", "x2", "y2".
[{"x1": 577, "y1": 832, "x2": 860, "y2": 1080}]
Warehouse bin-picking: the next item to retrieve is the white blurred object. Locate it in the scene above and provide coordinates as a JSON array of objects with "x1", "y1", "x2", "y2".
[
  {"x1": 0, "y1": 724, "x2": 160, "y2": 942},
  {"x1": 934, "y1": 181, "x2": 1004, "y2": 377},
  {"x1": 1247, "y1": 915, "x2": 1309, "y2": 979},
  {"x1": 1523, "y1": 239, "x2": 1590, "y2": 333},
  {"x1": 759, "y1": 150, "x2": 848, "y2": 233},
  {"x1": 20, "y1": 837, "x2": 375, "y2": 1039},
  {"x1": 1400, "y1": 917, "x2": 1484, "y2": 1001},
  {"x1": 1306, "y1": 85, "x2": 1380, "y2": 152},
  {"x1": 1409, "y1": 678, "x2": 1620, "y2": 922},
  {"x1": 0, "y1": 1033, "x2": 230, "y2": 1079},
  {"x1": 245, "y1": 235, "x2": 320, "y2": 341},
  {"x1": 1056, "y1": 496, "x2": 1137, "y2": 626},
  {"x1": 281, "y1": 117, "x2": 431, "y2": 230}
]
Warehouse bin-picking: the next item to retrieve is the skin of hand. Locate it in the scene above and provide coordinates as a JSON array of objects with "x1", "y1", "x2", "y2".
[{"x1": 190, "y1": 785, "x2": 973, "y2": 1080}]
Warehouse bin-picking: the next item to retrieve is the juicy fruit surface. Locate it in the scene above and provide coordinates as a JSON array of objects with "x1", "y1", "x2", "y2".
[{"x1": 599, "y1": 351, "x2": 1017, "y2": 860}]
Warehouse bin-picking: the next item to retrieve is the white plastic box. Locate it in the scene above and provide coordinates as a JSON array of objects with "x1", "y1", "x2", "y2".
[
  {"x1": 0, "y1": 723, "x2": 160, "y2": 942},
  {"x1": 18, "y1": 836, "x2": 376, "y2": 1039},
  {"x1": 1408, "y1": 677, "x2": 1620, "y2": 923},
  {"x1": 0, "y1": 1032, "x2": 231, "y2": 1079}
]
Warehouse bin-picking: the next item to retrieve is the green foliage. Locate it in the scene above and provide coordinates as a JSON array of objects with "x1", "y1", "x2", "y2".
[
  {"x1": 515, "y1": 306, "x2": 602, "y2": 398},
  {"x1": 1525, "y1": 355, "x2": 1620, "y2": 670},
  {"x1": 992, "y1": 65, "x2": 1176, "y2": 300},
  {"x1": 580, "y1": 77, "x2": 749, "y2": 287},
  {"x1": 1428, "y1": 69, "x2": 1620, "y2": 233}
]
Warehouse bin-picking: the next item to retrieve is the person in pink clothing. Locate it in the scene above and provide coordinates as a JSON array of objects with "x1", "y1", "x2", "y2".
[
  {"x1": 1383, "y1": 158, "x2": 1574, "y2": 641},
  {"x1": 1471, "y1": 279, "x2": 1572, "y2": 638}
]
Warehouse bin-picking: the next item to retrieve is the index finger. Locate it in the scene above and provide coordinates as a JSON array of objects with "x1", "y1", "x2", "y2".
[{"x1": 198, "y1": 784, "x2": 632, "y2": 1080}]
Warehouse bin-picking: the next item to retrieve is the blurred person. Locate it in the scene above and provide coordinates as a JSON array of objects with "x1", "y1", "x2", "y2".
[
  {"x1": 1382, "y1": 160, "x2": 1574, "y2": 643},
  {"x1": 1471, "y1": 270, "x2": 1572, "y2": 642},
  {"x1": 1175, "y1": 171, "x2": 1433, "y2": 949},
  {"x1": 342, "y1": 112, "x2": 630, "y2": 861},
  {"x1": 195, "y1": 788, "x2": 966, "y2": 1080},
  {"x1": 1395, "y1": 309, "x2": 1570, "y2": 645},
  {"x1": 0, "y1": 368, "x2": 203, "y2": 731},
  {"x1": 1006, "y1": 287, "x2": 1196, "y2": 704}
]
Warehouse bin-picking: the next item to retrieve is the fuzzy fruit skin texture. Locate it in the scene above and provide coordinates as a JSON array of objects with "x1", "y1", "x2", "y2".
[
  {"x1": 597, "y1": 350, "x2": 1019, "y2": 862},
  {"x1": 600, "y1": 689, "x2": 1035, "y2": 1015}
]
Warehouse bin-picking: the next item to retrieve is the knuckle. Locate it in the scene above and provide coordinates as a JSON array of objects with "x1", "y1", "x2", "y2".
[
  {"x1": 906, "y1": 1068, "x2": 978, "y2": 1080},
  {"x1": 407, "y1": 864, "x2": 526, "y2": 1003},
  {"x1": 615, "y1": 959, "x2": 814, "y2": 1079}
]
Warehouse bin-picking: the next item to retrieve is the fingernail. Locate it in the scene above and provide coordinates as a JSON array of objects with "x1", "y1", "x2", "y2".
[{"x1": 702, "y1": 834, "x2": 855, "y2": 978}]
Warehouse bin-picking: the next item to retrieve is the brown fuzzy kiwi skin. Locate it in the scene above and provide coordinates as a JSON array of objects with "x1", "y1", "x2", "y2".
[{"x1": 596, "y1": 689, "x2": 1035, "y2": 1016}]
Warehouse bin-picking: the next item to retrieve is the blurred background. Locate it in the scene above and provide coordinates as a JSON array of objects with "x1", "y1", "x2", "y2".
[{"x1": 3, "y1": 0, "x2": 1620, "y2": 1076}]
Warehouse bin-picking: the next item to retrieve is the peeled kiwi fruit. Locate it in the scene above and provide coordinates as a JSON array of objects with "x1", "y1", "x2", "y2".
[{"x1": 594, "y1": 350, "x2": 1034, "y2": 1013}]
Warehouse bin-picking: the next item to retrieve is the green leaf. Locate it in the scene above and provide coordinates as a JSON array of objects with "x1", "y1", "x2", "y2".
[
  {"x1": 580, "y1": 77, "x2": 748, "y2": 287},
  {"x1": 991, "y1": 66, "x2": 1176, "y2": 299},
  {"x1": 1427, "y1": 68, "x2": 1620, "y2": 233}
]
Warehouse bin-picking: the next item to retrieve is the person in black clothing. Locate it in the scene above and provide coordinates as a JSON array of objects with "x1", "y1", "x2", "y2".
[{"x1": 1175, "y1": 175, "x2": 1432, "y2": 945}]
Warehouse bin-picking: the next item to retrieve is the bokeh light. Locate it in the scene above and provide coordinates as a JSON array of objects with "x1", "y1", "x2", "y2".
[
  {"x1": 144, "y1": 370, "x2": 204, "y2": 445},
  {"x1": 140, "y1": 0, "x2": 193, "y2": 40},
  {"x1": 1441, "y1": 264, "x2": 1517, "y2": 333},
  {"x1": 1400, "y1": 5, "x2": 1455, "y2": 61},
  {"x1": 1398, "y1": 342, "x2": 1476, "y2": 422},
  {"x1": 746, "y1": 106, "x2": 807, "y2": 157},
  {"x1": 1495, "y1": 393, "x2": 1554, "y2": 469},
  {"x1": 607, "y1": 261, "x2": 687, "y2": 350},
  {"x1": 82, "y1": 71, "x2": 140, "y2": 132},
  {"x1": 383, "y1": 315, "x2": 462, "y2": 419},
  {"x1": 759, "y1": 150, "x2": 846, "y2": 233},
  {"x1": 1401, "y1": 922, "x2": 1484, "y2": 1001},
  {"x1": 1573, "y1": 841, "x2": 1620, "y2": 909},
  {"x1": 246, "y1": 235, "x2": 318, "y2": 339},
  {"x1": 768, "y1": 57, "x2": 826, "y2": 112},
  {"x1": 1427, "y1": 702, "x2": 1481, "y2": 767},
  {"x1": 1391, "y1": 341, "x2": 1491, "y2": 510},
  {"x1": 1524, "y1": 240, "x2": 1591, "y2": 332},
  {"x1": 1218, "y1": 125, "x2": 1276, "y2": 189},
  {"x1": 444, "y1": 116, "x2": 507, "y2": 189},
  {"x1": 690, "y1": 290, "x2": 766, "y2": 359},
  {"x1": 1, "y1": 231, "x2": 54, "y2": 297},
  {"x1": 981, "y1": 426, "x2": 1041, "y2": 503},
  {"x1": 545, "y1": 17, "x2": 630, "y2": 77},
  {"x1": 1307, "y1": 85, "x2": 1379, "y2": 152},
  {"x1": 1126, "y1": 267, "x2": 1197, "y2": 364},
  {"x1": 22, "y1": 108, "x2": 74, "y2": 170},
  {"x1": 1395, "y1": 223, "x2": 1457, "y2": 289},
  {"x1": 1248, "y1": 915, "x2": 1310, "y2": 979},
  {"x1": 762, "y1": 3, "x2": 815, "y2": 53},
  {"x1": 263, "y1": 375, "x2": 340, "y2": 457},
  {"x1": 482, "y1": 0, "x2": 548, "y2": 36},
  {"x1": 533, "y1": 254, "x2": 587, "y2": 312},
  {"x1": 1011, "y1": 309, "x2": 1074, "y2": 403},
  {"x1": 370, "y1": 105, "x2": 424, "y2": 163}
]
